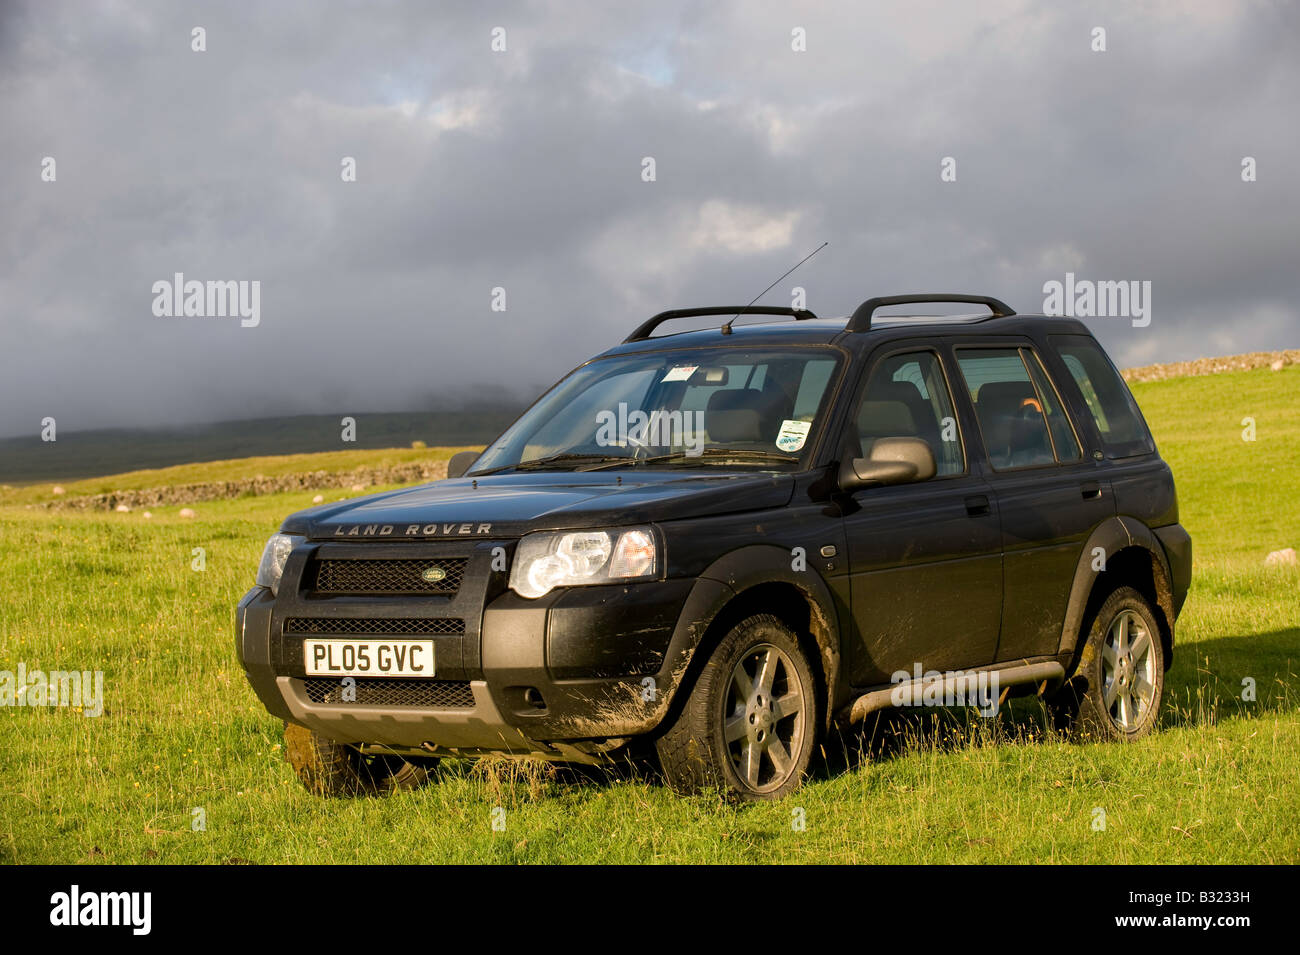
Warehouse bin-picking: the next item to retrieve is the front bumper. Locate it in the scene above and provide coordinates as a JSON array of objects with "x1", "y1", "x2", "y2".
[{"x1": 236, "y1": 573, "x2": 728, "y2": 755}]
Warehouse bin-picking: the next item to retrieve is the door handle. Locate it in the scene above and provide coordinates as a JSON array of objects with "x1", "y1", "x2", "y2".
[
  {"x1": 964, "y1": 494, "x2": 990, "y2": 516},
  {"x1": 1081, "y1": 482, "x2": 1102, "y2": 500}
]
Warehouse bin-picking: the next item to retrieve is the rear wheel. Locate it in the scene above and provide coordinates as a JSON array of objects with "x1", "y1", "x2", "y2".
[
  {"x1": 1049, "y1": 586, "x2": 1165, "y2": 741},
  {"x1": 283, "y1": 723, "x2": 437, "y2": 797},
  {"x1": 657, "y1": 614, "x2": 817, "y2": 801}
]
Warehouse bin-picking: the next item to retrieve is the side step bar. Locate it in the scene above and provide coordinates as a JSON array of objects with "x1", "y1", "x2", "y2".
[{"x1": 842, "y1": 661, "x2": 1066, "y2": 725}]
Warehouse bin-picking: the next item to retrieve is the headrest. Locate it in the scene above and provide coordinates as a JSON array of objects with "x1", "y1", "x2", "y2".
[
  {"x1": 706, "y1": 389, "x2": 763, "y2": 443},
  {"x1": 976, "y1": 380, "x2": 1037, "y2": 416},
  {"x1": 866, "y1": 379, "x2": 924, "y2": 405},
  {"x1": 857, "y1": 399, "x2": 917, "y2": 437}
]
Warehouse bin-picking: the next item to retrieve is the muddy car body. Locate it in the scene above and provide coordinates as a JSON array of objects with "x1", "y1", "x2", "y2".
[{"x1": 237, "y1": 294, "x2": 1191, "y2": 799}]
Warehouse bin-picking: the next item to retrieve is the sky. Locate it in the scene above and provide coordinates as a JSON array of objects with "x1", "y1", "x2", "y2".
[{"x1": 1, "y1": 0, "x2": 1297, "y2": 438}]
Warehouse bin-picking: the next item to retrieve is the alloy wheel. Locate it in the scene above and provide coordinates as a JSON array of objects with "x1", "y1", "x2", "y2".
[
  {"x1": 723, "y1": 643, "x2": 807, "y2": 793},
  {"x1": 1101, "y1": 609, "x2": 1157, "y2": 731}
]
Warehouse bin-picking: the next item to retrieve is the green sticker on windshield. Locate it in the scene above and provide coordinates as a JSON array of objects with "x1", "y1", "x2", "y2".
[{"x1": 776, "y1": 419, "x2": 811, "y2": 452}]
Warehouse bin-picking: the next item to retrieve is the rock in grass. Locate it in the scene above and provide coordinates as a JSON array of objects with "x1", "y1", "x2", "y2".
[{"x1": 1264, "y1": 548, "x2": 1297, "y2": 567}]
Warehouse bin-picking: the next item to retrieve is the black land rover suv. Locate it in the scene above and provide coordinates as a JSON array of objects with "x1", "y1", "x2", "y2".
[{"x1": 236, "y1": 293, "x2": 1191, "y2": 801}]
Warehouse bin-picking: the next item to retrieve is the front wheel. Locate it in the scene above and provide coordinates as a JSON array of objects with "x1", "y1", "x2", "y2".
[
  {"x1": 656, "y1": 614, "x2": 818, "y2": 801},
  {"x1": 1049, "y1": 586, "x2": 1165, "y2": 741}
]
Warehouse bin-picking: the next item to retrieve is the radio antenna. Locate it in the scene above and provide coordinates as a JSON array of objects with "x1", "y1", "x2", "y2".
[{"x1": 721, "y1": 241, "x2": 828, "y2": 335}]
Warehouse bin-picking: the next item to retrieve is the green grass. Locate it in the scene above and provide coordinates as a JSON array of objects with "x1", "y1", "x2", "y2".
[{"x1": 1, "y1": 368, "x2": 1297, "y2": 864}]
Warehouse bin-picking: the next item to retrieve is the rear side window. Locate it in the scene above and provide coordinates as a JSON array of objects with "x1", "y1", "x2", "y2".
[
  {"x1": 1023, "y1": 350, "x2": 1082, "y2": 463},
  {"x1": 1050, "y1": 335, "x2": 1155, "y2": 457},
  {"x1": 956, "y1": 348, "x2": 1061, "y2": 470}
]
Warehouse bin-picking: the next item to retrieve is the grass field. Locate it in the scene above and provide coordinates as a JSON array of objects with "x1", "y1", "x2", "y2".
[{"x1": 1, "y1": 366, "x2": 1297, "y2": 864}]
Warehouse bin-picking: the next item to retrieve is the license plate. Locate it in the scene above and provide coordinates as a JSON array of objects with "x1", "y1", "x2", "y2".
[{"x1": 303, "y1": 640, "x2": 435, "y2": 678}]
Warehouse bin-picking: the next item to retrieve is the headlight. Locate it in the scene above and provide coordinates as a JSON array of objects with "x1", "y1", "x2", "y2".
[
  {"x1": 255, "y1": 533, "x2": 303, "y2": 595},
  {"x1": 509, "y1": 527, "x2": 658, "y2": 599}
]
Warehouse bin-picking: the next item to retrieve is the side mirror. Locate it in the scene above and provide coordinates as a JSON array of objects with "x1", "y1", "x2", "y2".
[
  {"x1": 446, "y1": 450, "x2": 482, "y2": 480},
  {"x1": 839, "y1": 437, "x2": 937, "y2": 492}
]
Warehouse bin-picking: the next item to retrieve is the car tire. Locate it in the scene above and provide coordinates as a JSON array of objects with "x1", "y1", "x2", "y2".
[
  {"x1": 283, "y1": 722, "x2": 436, "y2": 797},
  {"x1": 656, "y1": 613, "x2": 818, "y2": 801},
  {"x1": 1048, "y1": 586, "x2": 1165, "y2": 741}
]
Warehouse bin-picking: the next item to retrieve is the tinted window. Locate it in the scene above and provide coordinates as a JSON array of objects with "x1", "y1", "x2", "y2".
[
  {"x1": 793, "y1": 360, "x2": 836, "y2": 418},
  {"x1": 851, "y1": 351, "x2": 964, "y2": 476},
  {"x1": 473, "y1": 347, "x2": 843, "y2": 473},
  {"x1": 525, "y1": 367, "x2": 657, "y2": 458},
  {"x1": 1023, "y1": 349, "x2": 1082, "y2": 462},
  {"x1": 957, "y1": 348, "x2": 1058, "y2": 470},
  {"x1": 1050, "y1": 335, "x2": 1155, "y2": 457},
  {"x1": 679, "y1": 364, "x2": 753, "y2": 415}
]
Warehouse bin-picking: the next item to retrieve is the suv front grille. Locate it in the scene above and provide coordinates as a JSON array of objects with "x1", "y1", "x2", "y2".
[
  {"x1": 284, "y1": 617, "x2": 464, "y2": 636},
  {"x1": 312, "y1": 557, "x2": 467, "y2": 595},
  {"x1": 302, "y1": 678, "x2": 475, "y2": 708}
]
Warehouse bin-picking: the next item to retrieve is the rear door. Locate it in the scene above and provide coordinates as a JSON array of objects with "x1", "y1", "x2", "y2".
[
  {"x1": 840, "y1": 344, "x2": 1003, "y2": 687},
  {"x1": 952, "y1": 343, "x2": 1115, "y2": 663}
]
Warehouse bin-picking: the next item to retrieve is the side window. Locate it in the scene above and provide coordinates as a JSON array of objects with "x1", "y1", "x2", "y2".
[
  {"x1": 852, "y1": 351, "x2": 963, "y2": 476},
  {"x1": 1022, "y1": 349, "x2": 1082, "y2": 462},
  {"x1": 1050, "y1": 335, "x2": 1155, "y2": 457},
  {"x1": 956, "y1": 348, "x2": 1058, "y2": 470}
]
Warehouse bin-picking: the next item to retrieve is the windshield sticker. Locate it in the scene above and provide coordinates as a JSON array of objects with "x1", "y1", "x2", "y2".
[
  {"x1": 775, "y1": 419, "x2": 811, "y2": 453},
  {"x1": 661, "y1": 365, "x2": 699, "y2": 383}
]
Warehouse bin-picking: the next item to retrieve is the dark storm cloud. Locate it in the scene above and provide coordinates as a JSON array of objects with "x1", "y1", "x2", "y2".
[{"x1": 1, "y1": 0, "x2": 1296, "y2": 437}]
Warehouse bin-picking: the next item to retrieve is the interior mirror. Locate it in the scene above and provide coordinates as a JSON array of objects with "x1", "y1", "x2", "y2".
[
  {"x1": 689, "y1": 366, "x2": 729, "y2": 386},
  {"x1": 839, "y1": 437, "x2": 937, "y2": 492},
  {"x1": 446, "y1": 450, "x2": 482, "y2": 479}
]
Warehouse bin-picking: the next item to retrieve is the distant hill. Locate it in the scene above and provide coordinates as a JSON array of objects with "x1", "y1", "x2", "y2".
[
  {"x1": 0, "y1": 407, "x2": 523, "y2": 485},
  {"x1": 6, "y1": 350, "x2": 1293, "y2": 486}
]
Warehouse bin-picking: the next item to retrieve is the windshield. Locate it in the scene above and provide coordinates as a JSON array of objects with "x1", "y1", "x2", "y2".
[{"x1": 471, "y1": 346, "x2": 844, "y2": 474}]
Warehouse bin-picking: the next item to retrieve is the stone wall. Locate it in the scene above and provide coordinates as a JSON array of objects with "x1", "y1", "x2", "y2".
[
  {"x1": 1122, "y1": 350, "x2": 1298, "y2": 383},
  {"x1": 41, "y1": 462, "x2": 450, "y2": 511}
]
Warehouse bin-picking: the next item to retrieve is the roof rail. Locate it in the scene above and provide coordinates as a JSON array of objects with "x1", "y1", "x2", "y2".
[
  {"x1": 846, "y1": 294, "x2": 1014, "y2": 333},
  {"x1": 624, "y1": 305, "x2": 818, "y2": 343}
]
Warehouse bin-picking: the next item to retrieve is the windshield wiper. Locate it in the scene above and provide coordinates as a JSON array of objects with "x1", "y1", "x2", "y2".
[
  {"x1": 474, "y1": 447, "x2": 797, "y2": 476},
  {"x1": 471, "y1": 452, "x2": 634, "y2": 476},
  {"x1": 585, "y1": 448, "x2": 797, "y2": 469}
]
